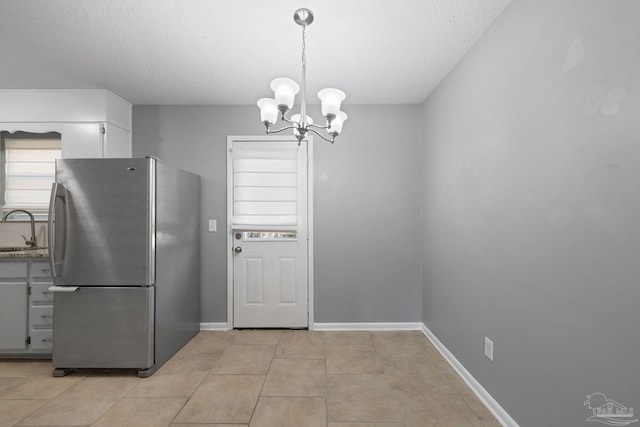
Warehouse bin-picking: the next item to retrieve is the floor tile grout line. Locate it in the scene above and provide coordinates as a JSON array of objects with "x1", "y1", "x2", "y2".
[
  {"x1": 9, "y1": 398, "x2": 47, "y2": 427},
  {"x1": 380, "y1": 360, "x2": 410, "y2": 427},
  {"x1": 246, "y1": 332, "x2": 280, "y2": 425},
  {"x1": 324, "y1": 334, "x2": 329, "y2": 427},
  {"x1": 164, "y1": 362, "x2": 212, "y2": 427}
]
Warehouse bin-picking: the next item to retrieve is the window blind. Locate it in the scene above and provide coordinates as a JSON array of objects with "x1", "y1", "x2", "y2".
[
  {"x1": 3, "y1": 138, "x2": 61, "y2": 210},
  {"x1": 232, "y1": 141, "x2": 300, "y2": 231}
]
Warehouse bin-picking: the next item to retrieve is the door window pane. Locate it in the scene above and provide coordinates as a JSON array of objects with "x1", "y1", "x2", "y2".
[{"x1": 243, "y1": 231, "x2": 297, "y2": 241}]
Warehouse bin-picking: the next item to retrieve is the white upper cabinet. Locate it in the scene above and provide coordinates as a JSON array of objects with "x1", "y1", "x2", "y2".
[{"x1": 0, "y1": 90, "x2": 132, "y2": 158}]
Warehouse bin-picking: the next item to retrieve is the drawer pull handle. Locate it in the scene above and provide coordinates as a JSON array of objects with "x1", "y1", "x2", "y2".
[
  {"x1": 48, "y1": 286, "x2": 79, "y2": 293},
  {"x1": 42, "y1": 291, "x2": 52, "y2": 295},
  {"x1": 41, "y1": 338, "x2": 52, "y2": 343},
  {"x1": 40, "y1": 314, "x2": 53, "y2": 319}
]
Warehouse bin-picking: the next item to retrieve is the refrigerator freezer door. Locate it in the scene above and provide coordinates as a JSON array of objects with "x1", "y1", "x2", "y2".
[
  {"x1": 54, "y1": 158, "x2": 155, "y2": 286},
  {"x1": 52, "y1": 286, "x2": 154, "y2": 371}
]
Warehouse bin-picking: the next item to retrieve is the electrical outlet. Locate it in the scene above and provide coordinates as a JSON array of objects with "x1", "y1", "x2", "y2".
[
  {"x1": 208, "y1": 219, "x2": 217, "y2": 232},
  {"x1": 484, "y1": 337, "x2": 494, "y2": 361}
]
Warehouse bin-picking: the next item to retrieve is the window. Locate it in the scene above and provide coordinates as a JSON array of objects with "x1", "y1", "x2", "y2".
[
  {"x1": 231, "y1": 141, "x2": 300, "y2": 231},
  {"x1": 1, "y1": 131, "x2": 62, "y2": 219}
]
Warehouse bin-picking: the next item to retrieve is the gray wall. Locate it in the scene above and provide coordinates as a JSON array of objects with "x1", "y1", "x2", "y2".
[
  {"x1": 421, "y1": 0, "x2": 640, "y2": 426},
  {"x1": 133, "y1": 104, "x2": 422, "y2": 323}
]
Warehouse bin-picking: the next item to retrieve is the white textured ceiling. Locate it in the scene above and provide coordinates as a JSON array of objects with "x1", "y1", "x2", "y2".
[{"x1": 0, "y1": 0, "x2": 510, "y2": 105}]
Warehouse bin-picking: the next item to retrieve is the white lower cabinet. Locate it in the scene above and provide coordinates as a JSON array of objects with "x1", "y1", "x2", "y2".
[
  {"x1": 0, "y1": 260, "x2": 54, "y2": 356},
  {"x1": 0, "y1": 282, "x2": 28, "y2": 350}
]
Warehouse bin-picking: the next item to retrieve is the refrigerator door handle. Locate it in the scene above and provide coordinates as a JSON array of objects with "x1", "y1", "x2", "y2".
[
  {"x1": 48, "y1": 182, "x2": 67, "y2": 278},
  {"x1": 48, "y1": 286, "x2": 79, "y2": 293}
]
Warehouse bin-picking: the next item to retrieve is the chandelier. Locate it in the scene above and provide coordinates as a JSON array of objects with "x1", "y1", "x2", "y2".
[{"x1": 257, "y1": 8, "x2": 347, "y2": 145}]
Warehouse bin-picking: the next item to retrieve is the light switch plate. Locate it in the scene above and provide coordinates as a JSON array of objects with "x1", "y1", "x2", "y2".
[
  {"x1": 485, "y1": 337, "x2": 494, "y2": 361},
  {"x1": 208, "y1": 219, "x2": 217, "y2": 232}
]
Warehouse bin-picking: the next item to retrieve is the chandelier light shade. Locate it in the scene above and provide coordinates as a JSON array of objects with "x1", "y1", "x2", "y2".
[
  {"x1": 270, "y1": 78, "x2": 300, "y2": 110},
  {"x1": 328, "y1": 111, "x2": 348, "y2": 137},
  {"x1": 317, "y1": 88, "x2": 346, "y2": 117},
  {"x1": 290, "y1": 114, "x2": 313, "y2": 138},
  {"x1": 256, "y1": 8, "x2": 347, "y2": 144},
  {"x1": 257, "y1": 98, "x2": 278, "y2": 126}
]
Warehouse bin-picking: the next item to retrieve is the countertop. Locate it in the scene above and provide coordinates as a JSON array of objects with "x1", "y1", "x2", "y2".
[{"x1": 0, "y1": 248, "x2": 49, "y2": 258}]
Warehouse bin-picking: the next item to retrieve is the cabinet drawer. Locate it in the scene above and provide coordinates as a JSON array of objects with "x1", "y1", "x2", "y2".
[
  {"x1": 30, "y1": 305, "x2": 54, "y2": 327},
  {"x1": 30, "y1": 262, "x2": 53, "y2": 280},
  {"x1": 30, "y1": 283, "x2": 54, "y2": 304},
  {"x1": 0, "y1": 262, "x2": 28, "y2": 279},
  {"x1": 30, "y1": 329, "x2": 53, "y2": 350}
]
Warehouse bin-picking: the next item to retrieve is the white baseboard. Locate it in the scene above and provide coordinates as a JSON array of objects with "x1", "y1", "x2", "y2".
[
  {"x1": 313, "y1": 322, "x2": 423, "y2": 331},
  {"x1": 202, "y1": 322, "x2": 422, "y2": 332},
  {"x1": 420, "y1": 324, "x2": 519, "y2": 427},
  {"x1": 200, "y1": 322, "x2": 232, "y2": 331}
]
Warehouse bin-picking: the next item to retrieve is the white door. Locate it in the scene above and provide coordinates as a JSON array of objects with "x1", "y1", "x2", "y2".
[{"x1": 228, "y1": 138, "x2": 309, "y2": 328}]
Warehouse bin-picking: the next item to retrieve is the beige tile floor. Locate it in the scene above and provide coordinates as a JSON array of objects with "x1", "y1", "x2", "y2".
[{"x1": 0, "y1": 330, "x2": 501, "y2": 427}]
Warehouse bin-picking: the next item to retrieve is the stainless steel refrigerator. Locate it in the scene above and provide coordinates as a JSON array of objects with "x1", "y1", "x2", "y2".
[{"x1": 47, "y1": 157, "x2": 200, "y2": 377}]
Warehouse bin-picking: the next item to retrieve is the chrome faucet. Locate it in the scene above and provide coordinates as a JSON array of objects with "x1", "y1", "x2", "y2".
[{"x1": 2, "y1": 209, "x2": 37, "y2": 248}]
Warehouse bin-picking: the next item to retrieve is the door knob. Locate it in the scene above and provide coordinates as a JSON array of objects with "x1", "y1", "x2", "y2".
[{"x1": 234, "y1": 246, "x2": 242, "y2": 254}]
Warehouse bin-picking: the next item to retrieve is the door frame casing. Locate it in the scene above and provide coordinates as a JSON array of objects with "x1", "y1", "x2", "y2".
[{"x1": 226, "y1": 135, "x2": 314, "y2": 330}]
